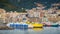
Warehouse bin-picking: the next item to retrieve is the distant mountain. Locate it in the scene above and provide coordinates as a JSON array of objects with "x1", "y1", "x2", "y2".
[{"x1": 0, "y1": 0, "x2": 60, "y2": 12}]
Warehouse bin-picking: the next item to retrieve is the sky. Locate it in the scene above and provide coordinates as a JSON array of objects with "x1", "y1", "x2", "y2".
[{"x1": 0, "y1": 0, "x2": 60, "y2": 11}]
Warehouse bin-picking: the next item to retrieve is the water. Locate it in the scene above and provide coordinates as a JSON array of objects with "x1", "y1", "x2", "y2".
[{"x1": 0, "y1": 27, "x2": 60, "y2": 34}]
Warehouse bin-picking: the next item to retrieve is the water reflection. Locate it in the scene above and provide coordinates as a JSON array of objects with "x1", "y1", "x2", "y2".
[
  {"x1": 33, "y1": 28, "x2": 43, "y2": 31},
  {"x1": 23, "y1": 28, "x2": 43, "y2": 34},
  {"x1": 0, "y1": 27, "x2": 60, "y2": 34},
  {"x1": 24, "y1": 30, "x2": 29, "y2": 34}
]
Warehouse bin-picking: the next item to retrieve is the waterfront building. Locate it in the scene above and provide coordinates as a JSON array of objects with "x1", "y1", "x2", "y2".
[
  {"x1": 0, "y1": 9, "x2": 6, "y2": 23},
  {"x1": 18, "y1": 12, "x2": 27, "y2": 22},
  {"x1": 28, "y1": 17, "x2": 40, "y2": 23}
]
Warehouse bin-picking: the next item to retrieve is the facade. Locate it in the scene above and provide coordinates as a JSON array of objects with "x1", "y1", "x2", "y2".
[
  {"x1": 28, "y1": 17, "x2": 40, "y2": 23},
  {"x1": 0, "y1": 6, "x2": 60, "y2": 23}
]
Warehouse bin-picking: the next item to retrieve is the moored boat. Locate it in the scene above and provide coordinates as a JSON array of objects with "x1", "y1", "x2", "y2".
[
  {"x1": 43, "y1": 22, "x2": 59, "y2": 27},
  {"x1": 7, "y1": 22, "x2": 28, "y2": 29}
]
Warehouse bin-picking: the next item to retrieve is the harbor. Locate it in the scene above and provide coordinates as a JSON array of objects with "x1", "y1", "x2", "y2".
[{"x1": 0, "y1": 0, "x2": 60, "y2": 34}]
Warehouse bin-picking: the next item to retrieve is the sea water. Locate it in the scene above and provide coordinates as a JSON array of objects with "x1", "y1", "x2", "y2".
[{"x1": 0, "y1": 27, "x2": 60, "y2": 34}]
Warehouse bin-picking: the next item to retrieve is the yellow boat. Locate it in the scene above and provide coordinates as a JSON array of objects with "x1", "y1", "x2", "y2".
[
  {"x1": 32, "y1": 23, "x2": 43, "y2": 28},
  {"x1": 26, "y1": 21, "x2": 43, "y2": 28}
]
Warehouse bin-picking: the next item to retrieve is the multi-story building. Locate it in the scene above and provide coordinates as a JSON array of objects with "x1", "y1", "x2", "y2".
[
  {"x1": 26, "y1": 5, "x2": 46, "y2": 23},
  {"x1": 0, "y1": 9, "x2": 6, "y2": 23}
]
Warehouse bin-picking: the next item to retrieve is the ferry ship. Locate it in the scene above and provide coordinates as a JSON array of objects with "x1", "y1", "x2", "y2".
[{"x1": 7, "y1": 22, "x2": 43, "y2": 29}]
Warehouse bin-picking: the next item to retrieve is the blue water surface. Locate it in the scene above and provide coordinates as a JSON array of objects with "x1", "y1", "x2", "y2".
[{"x1": 0, "y1": 27, "x2": 60, "y2": 34}]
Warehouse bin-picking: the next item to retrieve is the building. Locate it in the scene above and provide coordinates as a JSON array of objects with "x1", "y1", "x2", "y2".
[
  {"x1": 0, "y1": 9, "x2": 6, "y2": 23},
  {"x1": 28, "y1": 17, "x2": 40, "y2": 23}
]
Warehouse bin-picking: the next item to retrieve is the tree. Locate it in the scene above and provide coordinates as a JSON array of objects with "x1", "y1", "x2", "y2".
[{"x1": 0, "y1": 0, "x2": 17, "y2": 11}]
